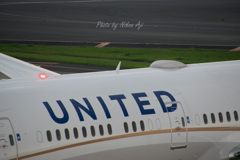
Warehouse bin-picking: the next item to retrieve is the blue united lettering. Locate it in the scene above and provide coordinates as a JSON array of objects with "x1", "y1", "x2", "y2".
[
  {"x1": 44, "y1": 91, "x2": 177, "y2": 123},
  {"x1": 132, "y1": 92, "x2": 155, "y2": 115}
]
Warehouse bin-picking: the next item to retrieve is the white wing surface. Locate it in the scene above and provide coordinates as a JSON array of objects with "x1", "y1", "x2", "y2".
[{"x1": 0, "y1": 53, "x2": 60, "y2": 79}]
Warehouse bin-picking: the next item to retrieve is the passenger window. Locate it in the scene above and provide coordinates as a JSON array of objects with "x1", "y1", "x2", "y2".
[
  {"x1": 46, "y1": 130, "x2": 52, "y2": 142},
  {"x1": 156, "y1": 118, "x2": 161, "y2": 129},
  {"x1": 91, "y1": 126, "x2": 95, "y2": 137},
  {"x1": 56, "y1": 129, "x2": 61, "y2": 141},
  {"x1": 140, "y1": 120, "x2": 145, "y2": 131},
  {"x1": 107, "y1": 124, "x2": 112, "y2": 135},
  {"x1": 9, "y1": 135, "x2": 14, "y2": 146},
  {"x1": 65, "y1": 128, "x2": 70, "y2": 140},
  {"x1": 132, "y1": 121, "x2": 137, "y2": 132},
  {"x1": 226, "y1": 112, "x2": 231, "y2": 122},
  {"x1": 73, "y1": 127, "x2": 78, "y2": 139},
  {"x1": 218, "y1": 112, "x2": 223, "y2": 123},
  {"x1": 36, "y1": 131, "x2": 43, "y2": 143},
  {"x1": 234, "y1": 111, "x2": 239, "y2": 121},
  {"x1": 211, "y1": 113, "x2": 216, "y2": 124},
  {"x1": 195, "y1": 114, "x2": 200, "y2": 126},
  {"x1": 99, "y1": 125, "x2": 104, "y2": 136},
  {"x1": 181, "y1": 117, "x2": 185, "y2": 127},
  {"x1": 148, "y1": 119, "x2": 153, "y2": 130},
  {"x1": 82, "y1": 127, "x2": 87, "y2": 138},
  {"x1": 124, "y1": 122, "x2": 129, "y2": 133},
  {"x1": 203, "y1": 114, "x2": 208, "y2": 124}
]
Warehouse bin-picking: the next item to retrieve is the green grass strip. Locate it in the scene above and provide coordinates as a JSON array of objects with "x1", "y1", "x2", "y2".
[
  {"x1": 2, "y1": 52, "x2": 150, "y2": 69},
  {"x1": 0, "y1": 43, "x2": 240, "y2": 64},
  {"x1": 0, "y1": 43, "x2": 240, "y2": 69}
]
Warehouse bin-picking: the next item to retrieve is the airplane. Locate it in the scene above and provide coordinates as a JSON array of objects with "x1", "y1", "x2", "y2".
[{"x1": 0, "y1": 52, "x2": 239, "y2": 160}]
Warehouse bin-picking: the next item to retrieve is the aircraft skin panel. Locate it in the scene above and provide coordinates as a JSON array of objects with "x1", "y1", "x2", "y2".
[
  {"x1": 6, "y1": 131, "x2": 240, "y2": 160},
  {"x1": 0, "y1": 59, "x2": 240, "y2": 159}
]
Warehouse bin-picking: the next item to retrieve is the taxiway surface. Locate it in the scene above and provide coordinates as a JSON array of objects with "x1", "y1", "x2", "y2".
[{"x1": 0, "y1": 0, "x2": 240, "y2": 45}]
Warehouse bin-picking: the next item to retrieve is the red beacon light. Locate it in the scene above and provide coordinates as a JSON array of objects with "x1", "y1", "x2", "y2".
[{"x1": 39, "y1": 73, "x2": 48, "y2": 79}]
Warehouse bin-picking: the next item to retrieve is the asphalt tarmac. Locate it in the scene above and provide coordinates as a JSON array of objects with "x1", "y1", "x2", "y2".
[{"x1": 0, "y1": 0, "x2": 240, "y2": 45}]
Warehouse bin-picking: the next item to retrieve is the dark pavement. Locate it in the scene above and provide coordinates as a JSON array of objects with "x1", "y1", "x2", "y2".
[
  {"x1": 25, "y1": 60, "x2": 114, "y2": 74},
  {"x1": 0, "y1": 0, "x2": 240, "y2": 45}
]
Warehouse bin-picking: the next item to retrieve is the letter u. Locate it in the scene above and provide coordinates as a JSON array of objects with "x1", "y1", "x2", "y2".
[{"x1": 43, "y1": 100, "x2": 69, "y2": 124}]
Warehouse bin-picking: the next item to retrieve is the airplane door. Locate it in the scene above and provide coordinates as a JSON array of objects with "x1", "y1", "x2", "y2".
[
  {"x1": 165, "y1": 101, "x2": 188, "y2": 150},
  {"x1": 0, "y1": 119, "x2": 18, "y2": 160}
]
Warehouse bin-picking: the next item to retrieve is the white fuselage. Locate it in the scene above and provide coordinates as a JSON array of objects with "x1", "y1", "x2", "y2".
[{"x1": 0, "y1": 60, "x2": 240, "y2": 160}]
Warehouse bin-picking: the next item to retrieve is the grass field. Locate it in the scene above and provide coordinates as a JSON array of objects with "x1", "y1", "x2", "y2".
[{"x1": 0, "y1": 43, "x2": 239, "y2": 68}]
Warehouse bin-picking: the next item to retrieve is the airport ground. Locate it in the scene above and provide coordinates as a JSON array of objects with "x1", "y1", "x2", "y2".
[
  {"x1": 0, "y1": 0, "x2": 240, "y2": 79},
  {"x1": 0, "y1": 0, "x2": 240, "y2": 45}
]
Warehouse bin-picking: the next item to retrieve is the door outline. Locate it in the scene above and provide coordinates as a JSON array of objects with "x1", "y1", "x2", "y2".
[
  {"x1": 165, "y1": 101, "x2": 188, "y2": 150},
  {"x1": 0, "y1": 117, "x2": 19, "y2": 160}
]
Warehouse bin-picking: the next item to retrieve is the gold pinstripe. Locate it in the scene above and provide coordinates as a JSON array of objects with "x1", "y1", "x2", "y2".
[{"x1": 11, "y1": 127, "x2": 240, "y2": 160}]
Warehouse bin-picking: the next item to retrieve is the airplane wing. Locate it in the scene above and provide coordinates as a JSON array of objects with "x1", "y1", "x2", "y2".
[{"x1": 0, "y1": 53, "x2": 60, "y2": 79}]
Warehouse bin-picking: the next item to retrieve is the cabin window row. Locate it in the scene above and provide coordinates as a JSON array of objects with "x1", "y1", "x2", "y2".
[
  {"x1": 203, "y1": 111, "x2": 239, "y2": 125},
  {"x1": 123, "y1": 120, "x2": 145, "y2": 133},
  {"x1": 46, "y1": 124, "x2": 112, "y2": 142}
]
